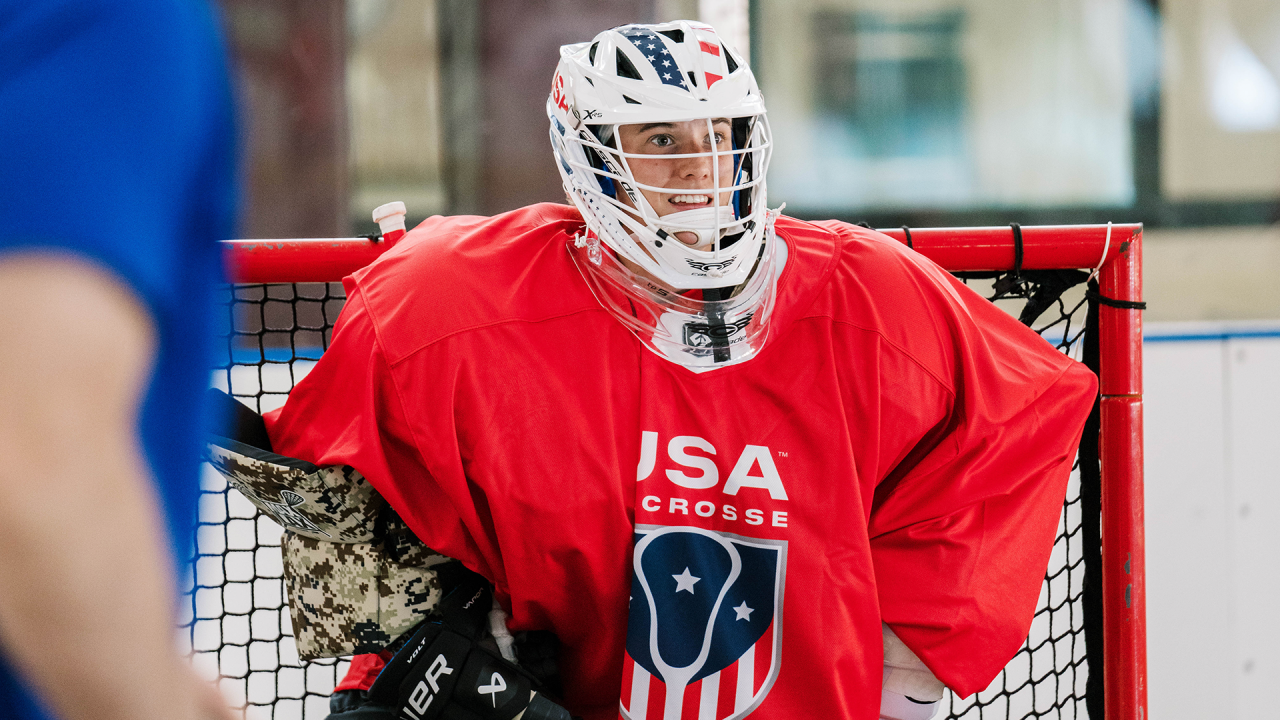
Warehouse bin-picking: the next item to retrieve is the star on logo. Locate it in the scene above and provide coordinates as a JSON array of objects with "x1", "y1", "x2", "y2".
[
  {"x1": 672, "y1": 567, "x2": 700, "y2": 594},
  {"x1": 733, "y1": 601, "x2": 754, "y2": 621},
  {"x1": 648, "y1": 43, "x2": 656, "y2": 49},
  {"x1": 663, "y1": 73, "x2": 672, "y2": 80},
  {"x1": 663, "y1": 60, "x2": 671, "y2": 67}
]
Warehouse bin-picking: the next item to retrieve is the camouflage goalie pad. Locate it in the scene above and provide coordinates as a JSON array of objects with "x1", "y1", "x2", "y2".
[
  {"x1": 283, "y1": 514, "x2": 456, "y2": 659},
  {"x1": 207, "y1": 436, "x2": 454, "y2": 660}
]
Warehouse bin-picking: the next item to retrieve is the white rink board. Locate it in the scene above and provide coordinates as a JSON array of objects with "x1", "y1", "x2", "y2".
[{"x1": 1145, "y1": 324, "x2": 1280, "y2": 720}]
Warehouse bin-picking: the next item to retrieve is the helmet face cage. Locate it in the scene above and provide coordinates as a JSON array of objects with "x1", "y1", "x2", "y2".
[
  {"x1": 581, "y1": 114, "x2": 769, "y2": 245},
  {"x1": 560, "y1": 115, "x2": 773, "y2": 289}
]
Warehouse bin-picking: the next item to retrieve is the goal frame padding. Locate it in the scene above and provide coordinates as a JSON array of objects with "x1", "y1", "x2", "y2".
[{"x1": 223, "y1": 222, "x2": 1147, "y2": 720}]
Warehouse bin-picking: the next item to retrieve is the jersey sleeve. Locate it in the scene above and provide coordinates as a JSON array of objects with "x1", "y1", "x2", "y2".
[
  {"x1": 856, "y1": 238, "x2": 1099, "y2": 698},
  {"x1": 264, "y1": 286, "x2": 497, "y2": 584}
]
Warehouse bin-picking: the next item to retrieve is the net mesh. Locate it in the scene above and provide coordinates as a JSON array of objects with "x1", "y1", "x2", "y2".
[
  {"x1": 189, "y1": 282, "x2": 349, "y2": 719},
  {"x1": 191, "y1": 267, "x2": 1102, "y2": 720}
]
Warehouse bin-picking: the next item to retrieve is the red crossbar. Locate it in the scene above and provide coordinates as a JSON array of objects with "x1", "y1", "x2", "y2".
[{"x1": 223, "y1": 237, "x2": 390, "y2": 284}]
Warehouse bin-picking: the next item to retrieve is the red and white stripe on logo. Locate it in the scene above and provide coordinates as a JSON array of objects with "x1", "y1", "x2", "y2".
[{"x1": 618, "y1": 621, "x2": 775, "y2": 720}]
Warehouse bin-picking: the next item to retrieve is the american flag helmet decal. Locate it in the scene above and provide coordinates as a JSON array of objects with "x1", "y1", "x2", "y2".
[
  {"x1": 620, "y1": 525, "x2": 788, "y2": 720},
  {"x1": 617, "y1": 27, "x2": 688, "y2": 90}
]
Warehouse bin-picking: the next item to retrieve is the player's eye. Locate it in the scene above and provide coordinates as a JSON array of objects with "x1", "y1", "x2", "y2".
[{"x1": 648, "y1": 134, "x2": 675, "y2": 148}]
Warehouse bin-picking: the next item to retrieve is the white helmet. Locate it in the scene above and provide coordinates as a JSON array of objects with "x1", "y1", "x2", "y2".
[{"x1": 548, "y1": 21, "x2": 782, "y2": 370}]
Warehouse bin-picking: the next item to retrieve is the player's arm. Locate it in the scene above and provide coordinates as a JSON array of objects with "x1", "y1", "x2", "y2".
[
  {"x1": 0, "y1": 254, "x2": 233, "y2": 720},
  {"x1": 856, "y1": 239, "x2": 1098, "y2": 696}
]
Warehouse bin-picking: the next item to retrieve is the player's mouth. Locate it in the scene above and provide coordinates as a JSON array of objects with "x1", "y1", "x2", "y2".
[{"x1": 668, "y1": 194, "x2": 712, "y2": 208}]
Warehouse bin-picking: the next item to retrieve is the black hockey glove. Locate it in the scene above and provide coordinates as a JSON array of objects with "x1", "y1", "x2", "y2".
[{"x1": 327, "y1": 572, "x2": 572, "y2": 720}]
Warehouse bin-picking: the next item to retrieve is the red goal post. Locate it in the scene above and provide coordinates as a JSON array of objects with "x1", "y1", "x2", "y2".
[{"x1": 217, "y1": 222, "x2": 1145, "y2": 719}]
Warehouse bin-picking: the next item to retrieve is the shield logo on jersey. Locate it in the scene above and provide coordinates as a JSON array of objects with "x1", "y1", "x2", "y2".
[{"x1": 619, "y1": 525, "x2": 787, "y2": 720}]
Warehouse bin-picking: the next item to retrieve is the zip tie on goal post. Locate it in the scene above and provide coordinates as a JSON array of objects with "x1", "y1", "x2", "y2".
[
  {"x1": 1009, "y1": 223, "x2": 1024, "y2": 278},
  {"x1": 1085, "y1": 221, "x2": 1148, "y2": 310},
  {"x1": 1086, "y1": 222, "x2": 1112, "y2": 285}
]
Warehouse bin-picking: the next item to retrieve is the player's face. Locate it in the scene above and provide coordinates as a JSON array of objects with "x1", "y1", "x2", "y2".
[{"x1": 617, "y1": 118, "x2": 735, "y2": 247}]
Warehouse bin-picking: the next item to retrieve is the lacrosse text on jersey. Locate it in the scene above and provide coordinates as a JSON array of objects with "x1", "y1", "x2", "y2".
[{"x1": 639, "y1": 496, "x2": 789, "y2": 528}]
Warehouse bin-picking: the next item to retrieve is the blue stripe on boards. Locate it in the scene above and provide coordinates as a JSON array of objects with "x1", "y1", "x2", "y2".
[{"x1": 1144, "y1": 329, "x2": 1280, "y2": 343}]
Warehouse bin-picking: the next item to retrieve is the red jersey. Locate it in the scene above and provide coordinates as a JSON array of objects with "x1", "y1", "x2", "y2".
[{"x1": 265, "y1": 203, "x2": 1096, "y2": 720}]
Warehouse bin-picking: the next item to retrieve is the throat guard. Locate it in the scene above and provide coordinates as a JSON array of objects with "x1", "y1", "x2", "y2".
[{"x1": 568, "y1": 209, "x2": 786, "y2": 371}]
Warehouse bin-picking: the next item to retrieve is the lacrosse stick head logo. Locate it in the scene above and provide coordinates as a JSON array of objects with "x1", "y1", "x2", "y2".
[{"x1": 620, "y1": 525, "x2": 787, "y2": 720}]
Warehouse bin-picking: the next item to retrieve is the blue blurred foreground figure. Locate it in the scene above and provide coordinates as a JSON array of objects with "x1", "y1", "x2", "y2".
[{"x1": 0, "y1": 1, "x2": 238, "y2": 718}]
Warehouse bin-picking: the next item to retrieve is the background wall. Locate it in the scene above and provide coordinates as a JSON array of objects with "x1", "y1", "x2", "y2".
[
  {"x1": 222, "y1": 0, "x2": 348, "y2": 238},
  {"x1": 1145, "y1": 328, "x2": 1280, "y2": 720},
  {"x1": 1145, "y1": 225, "x2": 1280, "y2": 321},
  {"x1": 758, "y1": 0, "x2": 1134, "y2": 211}
]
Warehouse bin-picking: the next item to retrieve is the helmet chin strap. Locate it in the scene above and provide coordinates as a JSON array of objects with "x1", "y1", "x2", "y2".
[{"x1": 654, "y1": 206, "x2": 741, "y2": 250}]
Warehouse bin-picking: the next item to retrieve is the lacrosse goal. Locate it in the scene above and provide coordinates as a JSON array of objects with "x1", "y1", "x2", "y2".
[{"x1": 192, "y1": 222, "x2": 1145, "y2": 720}]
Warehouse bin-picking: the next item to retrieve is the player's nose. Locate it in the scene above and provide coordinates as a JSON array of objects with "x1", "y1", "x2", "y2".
[{"x1": 674, "y1": 145, "x2": 714, "y2": 181}]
